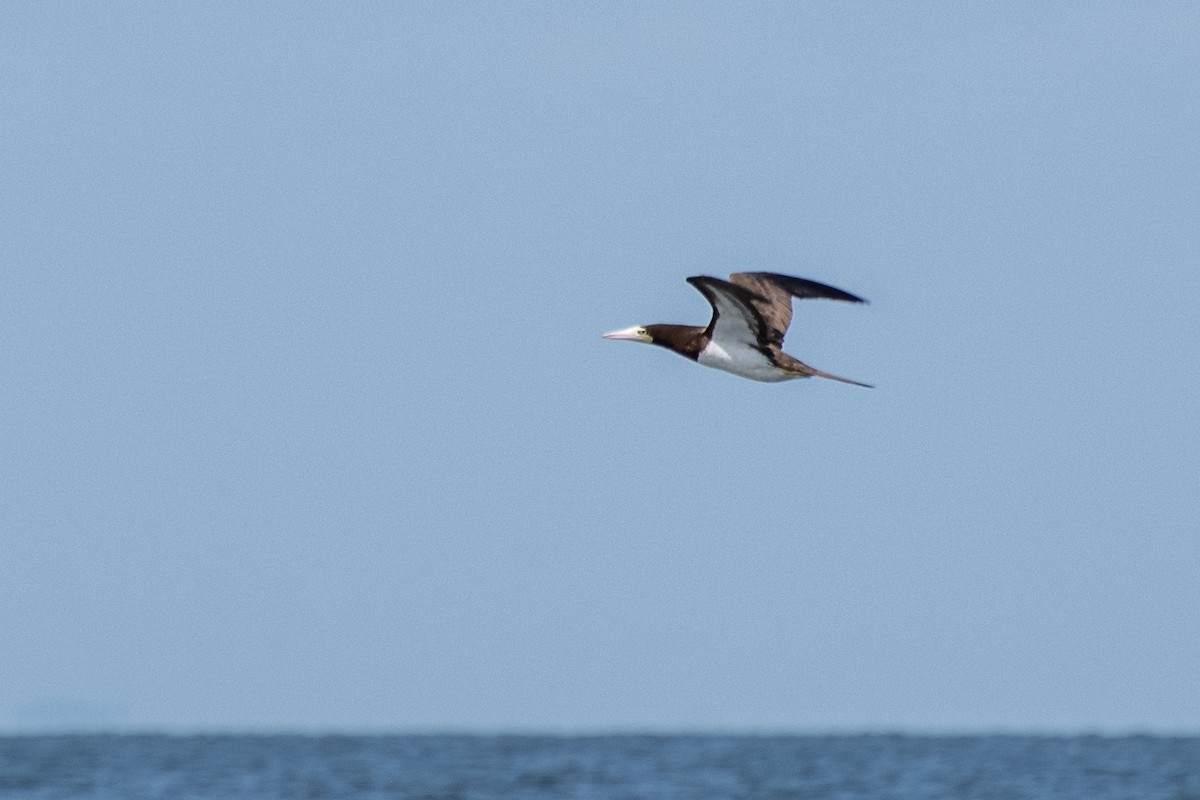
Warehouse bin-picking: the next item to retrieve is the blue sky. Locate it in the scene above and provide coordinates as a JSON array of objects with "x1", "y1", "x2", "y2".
[{"x1": 3, "y1": 2, "x2": 1198, "y2": 733}]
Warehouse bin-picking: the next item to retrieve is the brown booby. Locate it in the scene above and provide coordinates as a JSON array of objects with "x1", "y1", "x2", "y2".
[{"x1": 604, "y1": 272, "x2": 872, "y2": 387}]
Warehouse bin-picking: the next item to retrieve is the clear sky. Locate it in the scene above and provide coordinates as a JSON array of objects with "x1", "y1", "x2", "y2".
[{"x1": 3, "y1": 2, "x2": 1199, "y2": 733}]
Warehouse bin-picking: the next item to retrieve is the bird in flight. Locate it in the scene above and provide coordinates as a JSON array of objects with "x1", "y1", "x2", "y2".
[{"x1": 604, "y1": 272, "x2": 871, "y2": 387}]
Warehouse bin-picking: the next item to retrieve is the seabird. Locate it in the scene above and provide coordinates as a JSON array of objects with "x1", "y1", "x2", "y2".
[{"x1": 604, "y1": 272, "x2": 872, "y2": 387}]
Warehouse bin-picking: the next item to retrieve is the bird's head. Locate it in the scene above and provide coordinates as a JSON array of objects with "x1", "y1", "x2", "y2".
[{"x1": 602, "y1": 325, "x2": 655, "y2": 344}]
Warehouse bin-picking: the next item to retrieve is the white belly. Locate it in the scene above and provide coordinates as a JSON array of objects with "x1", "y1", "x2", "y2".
[{"x1": 697, "y1": 341, "x2": 796, "y2": 382}]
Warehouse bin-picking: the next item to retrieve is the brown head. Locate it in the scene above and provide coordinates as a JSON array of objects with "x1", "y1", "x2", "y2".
[{"x1": 602, "y1": 323, "x2": 708, "y2": 361}]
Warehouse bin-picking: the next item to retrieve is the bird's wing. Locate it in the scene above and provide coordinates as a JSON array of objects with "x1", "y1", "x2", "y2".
[
  {"x1": 686, "y1": 276, "x2": 770, "y2": 353},
  {"x1": 729, "y1": 272, "x2": 866, "y2": 348}
]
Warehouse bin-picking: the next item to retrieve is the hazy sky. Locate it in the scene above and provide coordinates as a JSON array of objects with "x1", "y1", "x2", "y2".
[{"x1": 4, "y1": 2, "x2": 1199, "y2": 733}]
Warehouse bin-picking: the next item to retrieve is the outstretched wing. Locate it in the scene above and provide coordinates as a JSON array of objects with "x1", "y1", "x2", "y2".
[
  {"x1": 686, "y1": 276, "x2": 770, "y2": 354},
  {"x1": 729, "y1": 272, "x2": 866, "y2": 348}
]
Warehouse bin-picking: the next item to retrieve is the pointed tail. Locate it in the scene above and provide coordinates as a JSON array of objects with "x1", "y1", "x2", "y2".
[{"x1": 810, "y1": 367, "x2": 874, "y2": 389}]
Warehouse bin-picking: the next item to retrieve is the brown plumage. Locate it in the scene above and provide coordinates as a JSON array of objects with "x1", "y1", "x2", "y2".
[{"x1": 604, "y1": 272, "x2": 871, "y2": 387}]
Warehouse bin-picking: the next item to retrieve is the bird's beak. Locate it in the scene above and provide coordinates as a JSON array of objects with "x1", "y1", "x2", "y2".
[{"x1": 602, "y1": 326, "x2": 651, "y2": 343}]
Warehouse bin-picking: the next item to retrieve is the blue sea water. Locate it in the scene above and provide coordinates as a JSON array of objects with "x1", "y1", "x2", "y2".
[{"x1": 0, "y1": 734, "x2": 1197, "y2": 800}]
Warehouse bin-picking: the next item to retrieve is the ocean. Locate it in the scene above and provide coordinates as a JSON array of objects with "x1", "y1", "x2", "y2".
[{"x1": 0, "y1": 734, "x2": 1197, "y2": 799}]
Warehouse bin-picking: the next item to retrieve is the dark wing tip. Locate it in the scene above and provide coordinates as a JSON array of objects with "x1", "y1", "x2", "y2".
[{"x1": 730, "y1": 272, "x2": 868, "y2": 304}]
